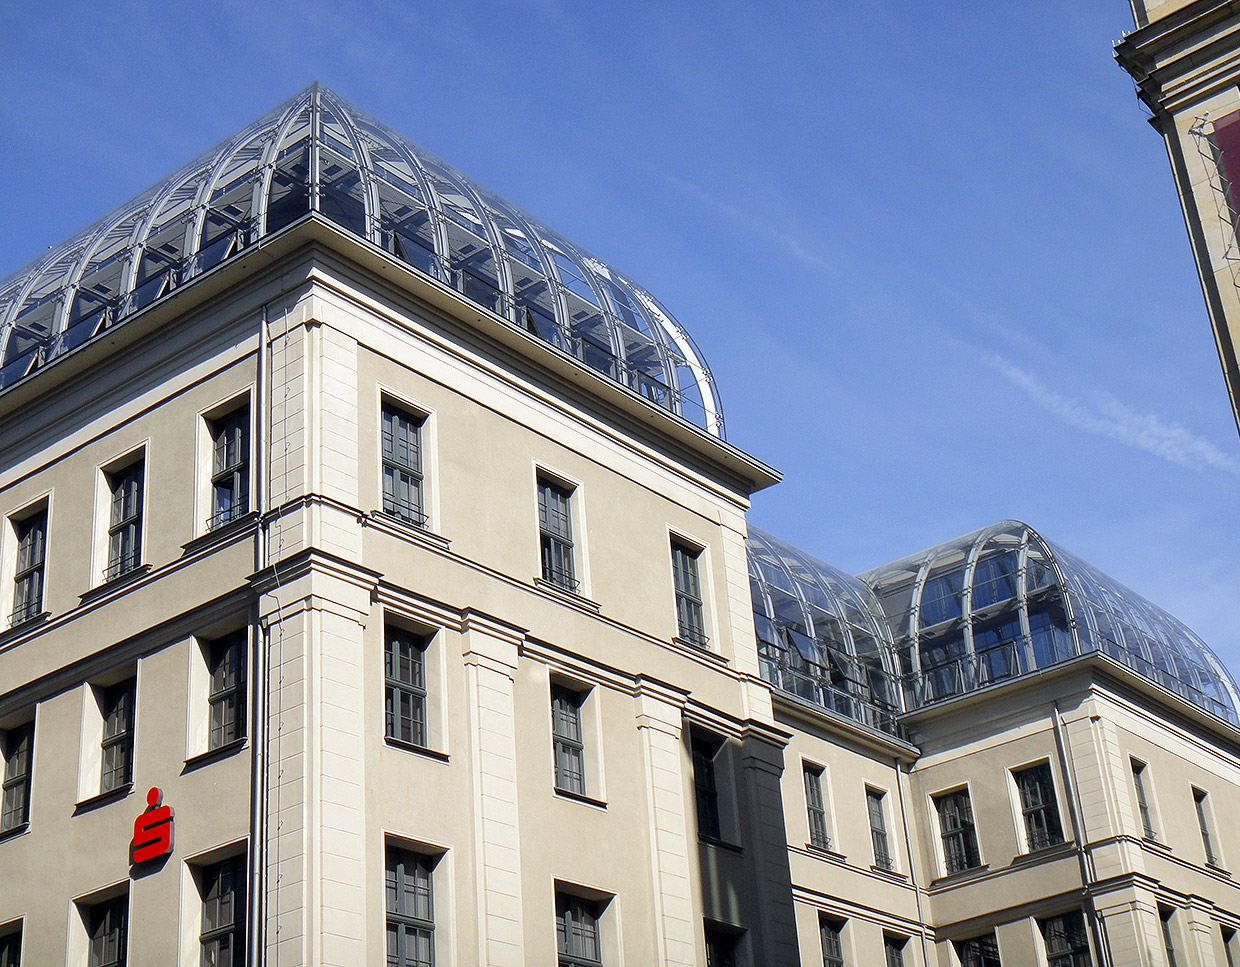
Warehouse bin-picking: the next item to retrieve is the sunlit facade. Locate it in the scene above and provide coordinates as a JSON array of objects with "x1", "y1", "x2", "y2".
[{"x1": 1, "y1": 84, "x2": 1238, "y2": 967}]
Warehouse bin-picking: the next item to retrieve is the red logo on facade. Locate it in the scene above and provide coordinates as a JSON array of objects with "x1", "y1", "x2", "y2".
[{"x1": 131, "y1": 786, "x2": 174, "y2": 864}]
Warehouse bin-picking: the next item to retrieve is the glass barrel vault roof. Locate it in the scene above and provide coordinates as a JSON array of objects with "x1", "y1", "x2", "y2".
[
  {"x1": 0, "y1": 85, "x2": 724, "y2": 436},
  {"x1": 749, "y1": 521, "x2": 1240, "y2": 732}
]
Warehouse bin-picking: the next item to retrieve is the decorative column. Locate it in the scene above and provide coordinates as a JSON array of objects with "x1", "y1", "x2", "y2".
[
  {"x1": 634, "y1": 677, "x2": 696, "y2": 967},
  {"x1": 461, "y1": 611, "x2": 527, "y2": 966}
]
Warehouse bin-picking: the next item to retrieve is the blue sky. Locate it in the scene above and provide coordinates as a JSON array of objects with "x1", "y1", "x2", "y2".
[{"x1": 3, "y1": 3, "x2": 1239, "y2": 668}]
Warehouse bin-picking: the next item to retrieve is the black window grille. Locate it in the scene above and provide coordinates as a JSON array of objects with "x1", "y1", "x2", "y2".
[
  {"x1": 671, "y1": 540, "x2": 707, "y2": 646},
  {"x1": 803, "y1": 764, "x2": 830, "y2": 850},
  {"x1": 100, "y1": 680, "x2": 135, "y2": 794},
  {"x1": 556, "y1": 894, "x2": 602, "y2": 967},
  {"x1": 385, "y1": 627, "x2": 428, "y2": 748},
  {"x1": 935, "y1": 788, "x2": 981, "y2": 874},
  {"x1": 208, "y1": 632, "x2": 247, "y2": 750},
  {"x1": 10, "y1": 509, "x2": 46, "y2": 626},
  {"x1": 1014, "y1": 762, "x2": 1064, "y2": 851},
  {"x1": 209, "y1": 408, "x2": 249, "y2": 529},
  {"x1": 200, "y1": 855, "x2": 246, "y2": 967},
  {"x1": 0, "y1": 722, "x2": 33, "y2": 832},
  {"x1": 386, "y1": 848, "x2": 434, "y2": 967},
  {"x1": 106, "y1": 461, "x2": 143, "y2": 581},
  {"x1": 552, "y1": 686, "x2": 586, "y2": 796},
  {"x1": 382, "y1": 405, "x2": 425, "y2": 526},
  {"x1": 538, "y1": 478, "x2": 576, "y2": 590}
]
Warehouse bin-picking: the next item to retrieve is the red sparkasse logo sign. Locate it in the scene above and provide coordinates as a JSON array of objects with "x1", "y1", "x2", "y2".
[{"x1": 131, "y1": 786, "x2": 174, "y2": 865}]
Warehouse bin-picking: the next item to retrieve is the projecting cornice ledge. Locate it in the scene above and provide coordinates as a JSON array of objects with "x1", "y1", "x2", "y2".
[{"x1": 1116, "y1": 0, "x2": 1240, "y2": 115}]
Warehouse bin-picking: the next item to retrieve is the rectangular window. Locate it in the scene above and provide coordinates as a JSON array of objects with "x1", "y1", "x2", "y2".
[
  {"x1": 208, "y1": 407, "x2": 249, "y2": 529},
  {"x1": 883, "y1": 934, "x2": 907, "y2": 967},
  {"x1": 200, "y1": 855, "x2": 246, "y2": 967},
  {"x1": 692, "y1": 737, "x2": 722, "y2": 841},
  {"x1": 803, "y1": 764, "x2": 830, "y2": 850},
  {"x1": 866, "y1": 788, "x2": 892, "y2": 871},
  {"x1": 386, "y1": 847, "x2": 434, "y2": 967},
  {"x1": 538, "y1": 477, "x2": 576, "y2": 590},
  {"x1": 1, "y1": 722, "x2": 33, "y2": 833},
  {"x1": 87, "y1": 895, "x2": 128, "y2": 967},
  {"x1": 820, "y1": 918, "x2": 845, "y2": 967},
  {"x1": 385, "y1": 627, "x2": 428, "y2": 748},
  {"x1": 1014, "y1": 762, "x2": 1064, "y2": 852},
  {"x1": 1223, "y1": 926, "x2": 1239, "y2": 967},
  {"x1": 671, "y1": 539, "x2": 707, "y2": 647},
  {"x1": 935, "y1": 788, "x2": 981, "y2": 874},
  {"x1": 557, "y1": 894, "x2": 602, "y2": 967},
  {"x1": 0, "y1": 928, "x2": 18, "y2": 967},
  {"x1": 1040, "y1": 911, "x2": 1091, "y2": 967},
  {"x1": 955, "y1": 933, "x2": 1001, "y2": 967},
  {"x1": 1194, "y1": 788, "x2": 1219, "y2": 866},
  {"x1": 11, "y1": 508, "x2": 46, "y2": 626},
  {"x1": 704, "y1": 928, "x2": 737, "y2": 967},
  {"x1": 1160, "y1": 906, "x2": 1179, "y2": 967},
  {"x1": 382, "y1": 404, "x2": 425, "y2": 526},
  {"x1": 552, "y1": 686, "x2": 586, "y2": 796},
  {"x1": 1131, "y1": 759, "x2": 1156, "y2": 839},
  {"x1": 106, "y1": 461, "x2": 143, "y2": 581},
  {"x1": 100, "y1": 680, "x2": 135, "y2": 794},
  {"x1": 208, "y1": 633, "x2": 247, "y2": 750}
]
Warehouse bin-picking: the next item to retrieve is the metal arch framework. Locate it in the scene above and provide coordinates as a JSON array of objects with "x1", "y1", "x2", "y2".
[
  {"x1": 859, "y1": 520, "x2": 1240, "y2": 726},
  {"x1": 0, "y1": 86, "x2": 725, "y2": 437},
  {"x1": 746, "y1": 526, "x2": 904, "y2": 734}
]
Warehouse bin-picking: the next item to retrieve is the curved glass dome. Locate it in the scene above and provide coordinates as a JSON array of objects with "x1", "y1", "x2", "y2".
[
  {"x1": 0, "y1": 86, "x2": 724, "y2": 435},
  {"x1": 859, "y1": 520, "x2": 1240, "y2": 725},
  {"x1": 747, "y1": 527, "x2": 902, "y2": 733}
]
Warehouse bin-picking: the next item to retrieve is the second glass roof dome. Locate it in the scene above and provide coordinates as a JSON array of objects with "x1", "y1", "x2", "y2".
[
  {"x1": 749, "y1": 521, "x2": 1240, "y2": 731},
  {"x1": 0, "y1": 85, "x2": 724, "y2": 436}
]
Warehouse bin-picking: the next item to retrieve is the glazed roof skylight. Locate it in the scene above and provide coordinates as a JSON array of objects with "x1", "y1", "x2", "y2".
[
  {"x1": 750, "y1": 521, "x2": 1240, "y2": 732},
  {"x1": 0, "y1": 85, "x2": 723, "y2": 435}
]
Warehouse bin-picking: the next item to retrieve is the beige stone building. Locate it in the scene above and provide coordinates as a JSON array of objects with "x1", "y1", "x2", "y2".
[
  {"x1": 0, "y1": 85, "x2": 1237, "y2": 967},
  {"x1": 1116, "y1": 0, "x2": 1240, "y2": 436}
]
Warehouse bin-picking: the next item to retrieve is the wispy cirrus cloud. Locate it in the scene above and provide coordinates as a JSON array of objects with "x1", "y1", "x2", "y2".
[{"x1": 983, "y1": 353, "x2": 1240, "y2": 475}]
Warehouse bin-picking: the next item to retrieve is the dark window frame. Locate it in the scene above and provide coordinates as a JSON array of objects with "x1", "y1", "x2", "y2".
[
  {"x1": 385, "y1": 626, "x2": 429, "y2": 749},
  {"x1": 934, "y1": 787, "x2": 981, "y2": 875},
  {"x1": 208, "y1": 406, "x2": 249, "y2": 530},
  {"x1": 692, "y1": 737, "x2": 723, "y2": 841},
  {"x1": 105, "y1": 459, "x2": 144, "y2": 581},
  {"x1": 955, "y1": 932, "x2": 1001, "y2": 967},
  {"x1": 386, "y1": 846, "x2": 435, "y2": 967},
  {"x1": 803, "y1": 763, "x2": 830, "y2": 850},
  {"x1": 10, "y1": 507, "x2": 46, "y2": 626},
  {"x1": 0, "y1": 927, "x2": 19, "y2": 967},
  {"x1": 199, "y1": 854, "x2": 246, "y2": 967},
  {"x1": 883, "y1": 933, "x2": 907, "y2": 967},
  {"x1": 704, "y1": 926, "x2": 738, "y2": 967},
  {"x1": 866, "y1": 787, "x2": 893, "y2": 871},
  {"x1": 820, "y1": 917, "x2": 845, "y2": 967},
  {"x1": 537, "y1": 476, "x2": 577, "y2": 591},
  {"x1": 0, "y1": 721, "x2": 33, "y2": 832},
  {"x1": 86, "y1": 894, "x2": 128, "y2": 967},
  {"x1": 556, "y1": 893, "x2": 603, "y2": 967},
  {"x1": 207, "y1": 632, "x2": 247, "y2": 750},
  {"x1": 1131, "y1": 759, "x2": 1156, "y2": 839},
  {"x1": 1014, "y1": 762, "x2": 1064, "y2": 852},
  {"x1": 1040, "y1": 911, "x2": 1092, "y2": 967},
  {"x1": 381, "y1": 403, "x2": 426, "y2": 527},
  {"x1": 100, "y1": 680, "x2": 136, "y2": 794},
  {"x1": 1160, "y1": 906, "x2": 1179, "y2": 967},
  {"x1": 671, "y1": 538, "x2": 708, "y2": 647},
  {"x1": 1194, "y1": 787, "x2": 1219, "y2": 866},
  {"x1": 551, "y1": 685, "x2": 586, "y2": 796}
]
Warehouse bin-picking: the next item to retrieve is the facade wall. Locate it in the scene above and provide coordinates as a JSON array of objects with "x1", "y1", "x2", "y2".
[{"x1": 2, "y1": 223, "x2": 1240, "y2": 967}]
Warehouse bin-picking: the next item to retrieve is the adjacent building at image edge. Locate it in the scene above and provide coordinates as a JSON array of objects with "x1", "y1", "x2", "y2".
[{"x1": 0, "y1": 85, "x2": 1238, "y2": 967}]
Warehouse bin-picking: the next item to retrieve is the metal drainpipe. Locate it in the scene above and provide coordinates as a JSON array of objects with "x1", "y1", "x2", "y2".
[
  {"x1": 1053, "y1": 701, "x2": 1114, "y2": 967},
  {"x1": 247, "y1": 303, "x2": 271, "y2": 967},
  {"x1": 895, "y1": 757, "x2": 933, "y2": 967}
]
